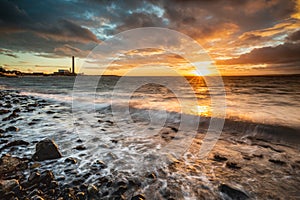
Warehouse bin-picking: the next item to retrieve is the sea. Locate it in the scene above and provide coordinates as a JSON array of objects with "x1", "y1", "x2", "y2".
[
  {"x1": 0, "y1": 75, "x2": 299, "y2": 198},
  {"x1": 1, "y1": 75, "x2": 299, "y2": 128}
]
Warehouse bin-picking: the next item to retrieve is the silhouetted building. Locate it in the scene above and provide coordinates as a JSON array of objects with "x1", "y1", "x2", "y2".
[{"x1": 53, "y1": 69, "x2": 71, "y2": 75}]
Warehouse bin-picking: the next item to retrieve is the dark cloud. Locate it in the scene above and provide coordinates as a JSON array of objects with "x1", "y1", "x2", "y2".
[
  {"x1": 0, "y1": 0, "x2": 30, "y2": 32},
  {"x1": 159, "y1": 0, "x2": 297, "y2": 37},
  {"x1": 287, "y1": 29, "x2": 300, "y2": 41},
  {"x1": 34, "y1": 19, "x2": 100, "y2": 43},
  {"x1": 0, "y1": 0, "x2": 100, "y2": 58},
  {"x1": 217, "y1": 42, "x2": 300, "y2": 65},
  {"x1": 116, "y1": 12, "x2": 165, "y2": 31}
]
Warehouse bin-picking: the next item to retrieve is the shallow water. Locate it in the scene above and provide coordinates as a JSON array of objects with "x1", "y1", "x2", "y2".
[{"x1": 0, "y1": 76, "x2": 300, "y2": 199}]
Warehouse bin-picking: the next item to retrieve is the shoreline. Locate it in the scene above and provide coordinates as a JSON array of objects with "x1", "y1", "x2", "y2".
[{"x1": 0, "y1": 89, "x2": 300, "y2": 199}]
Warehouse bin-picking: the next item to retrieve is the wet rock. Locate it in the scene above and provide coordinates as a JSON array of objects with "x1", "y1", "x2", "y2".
[
  {"x1": 87, "y1": 184, "x2": 98, "y2": 196},
  {"x1": 98, "y1": 119, "x2": 114, "y2": 125},
  {"x1": 112, "y1": 185, "x2": 127, "y2": 196},
  {"x1": 160, "y1": 127, "x2": 177, "y2": 142},
  {"x1": 65, "y1": 157, "x2": 77, "y2": 164},
  {"x1": 146, "y1": 172, "x2": 156, "y2": 179},
  {"x1": 242, "y1": 155, "x2": 251, "y2": 160},
  {"x1": 30, "y1": 162, "x2": 41, "y2": 169},
  {"x1": 13, "y1": 108, "x2": 21, "y2": 113},
  {"x1": 40, "y1": 170, "x2": 55, "y2": 185},
  {"x1": 79, "y1": 183, "x2": 88, "y2": 191},
  {"x1": 253, "y1": 154, "x2": 263, "y2": 158},
  {"x1": 0, "y1": 109, "x2": 10, "y2": 115},
  {"x1": 32, "y1": 139, "x2": 62, "y2": 161},
  {"x1": 168, "y1": 126, "x2": 178, "y2": 132},
  {"x1": 50, "y1": 180, "x2": 58, "y2": 189},
  {"x1": 219, "y1": 184, "x2": 249, "y2": 200},
  {"x1": 226, "y1": 162, "x2": 241, "y2": 169},
  {"x1": 128, "y1": 178, "x2": 142, "y2": 188},
  {"x1": 116, "y1": 180, "x2": 127, "y2": 187},
  {"x1": 0, "y1": 179, "x2": 20, "y2": 194},
  {"x1": 0, "y1": 128, "x2": 4, "y2": 133},
  {"x1": 72, "y1": 178, "x2": 83, "y2": 186},
  {"x1": 0, "y1": 140, "x2": 29, "y2": 150},
  {"x1": 28, "y1": 171, "x2": 41, "y2": 185},
  {"x1": 0, "y1": 139, "x2": 9, "y2": 144},
  {"x1": 0, "y1": 155, "x2": 27, "y2": 175},
  {"x1": 213, "y1": 154, "x2": 228, "y2": 162},
  {"x1": 76, "y1": 192, "x2": 86, "y2": 200},
  {"x1": 268, "y1": 159, "x2": 286, "y2": 165},
  {"x1": 12, "y1": 99, "x2": 19, "y2": 104},
  {"x1": 74, "y1": 145, "x2": 86, "y2": 151},
  {"x1": 111, "y1": 139, "x2": 118, "y2": 144},
  {"x1": 3, "y1": 103, "x2": 12, "y2": 108},
  {"x1": 26, "y1": 170, "x2": 55, "y2": 189},
  {"x1": 5, "y1": 126, "x2": 19, "y2": 132},
  {"x1": 91, "y1": 160, "x2": 106, "y2": 169},
  {"x1": 83, "y1": 172, "x2": 92, "y2": 179},
  {"x1": 28, "y1": 103, "x2": 39, "y2": 107},
  {"x1": 28, "y1": 188, "x2": 43, "y2": 197},
  {"x1": 31, "y1": 195, "x2": 44, "y2": 200},
  {"x1": 3, "y1": 112, "x2": 19, "y2": 121},
  {"x1": 131, "y1": 194, "x2": 146, "y2": 200},
  {"x1": 46, "y1": 110, "x2": 55, "y2": 114}
]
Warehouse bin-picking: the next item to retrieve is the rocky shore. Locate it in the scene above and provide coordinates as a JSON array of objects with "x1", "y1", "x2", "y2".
[{"x1": 0, "y1": 89, "x2": 300, "y2": 199}]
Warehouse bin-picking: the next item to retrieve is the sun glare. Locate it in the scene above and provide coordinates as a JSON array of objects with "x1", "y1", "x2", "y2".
[{"x1": 189, "y1": 68, "x2": 211, "y2": 76}]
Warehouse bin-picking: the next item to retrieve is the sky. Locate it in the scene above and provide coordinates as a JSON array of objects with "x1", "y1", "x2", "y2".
[{"x1": 0, "y1": 0, "x2": 299, "y2": 76}]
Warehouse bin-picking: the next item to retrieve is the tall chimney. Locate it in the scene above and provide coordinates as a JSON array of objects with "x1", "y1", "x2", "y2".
[{"x1": 72, "y1": 56, "x2": 75, "y2": 74}]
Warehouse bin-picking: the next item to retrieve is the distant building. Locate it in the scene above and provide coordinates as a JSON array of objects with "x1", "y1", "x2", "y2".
[
  {"x1": 58, "y1": 69, "x2": 70, "y2": 73},
  {"x1": 53, "y1": 69, "x2": 72, "y2": 75}
]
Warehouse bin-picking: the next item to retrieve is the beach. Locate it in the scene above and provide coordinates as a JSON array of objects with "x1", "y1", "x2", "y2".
[{"x1": 0, "y1": 76, "x2": 300, "y2": 199}]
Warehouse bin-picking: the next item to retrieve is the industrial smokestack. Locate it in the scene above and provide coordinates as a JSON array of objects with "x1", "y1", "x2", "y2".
[{"x1": 72, "y1": 56, "x2": 75, "y2": 74}]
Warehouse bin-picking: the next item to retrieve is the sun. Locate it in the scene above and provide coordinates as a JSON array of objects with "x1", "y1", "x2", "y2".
[
  {"x1": 189, "y1": 68, "x2": 212, "y2": 76},
  {"x1": 187, "y1": 61, "x2": 215, "y2": 76}
]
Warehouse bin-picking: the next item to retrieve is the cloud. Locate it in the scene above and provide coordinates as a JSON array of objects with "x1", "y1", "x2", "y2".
[
  {"x1": 216, "y1": 42, "x2": 300, "y2": 65},
  {"x1": 54, "y1": 44, "x2": 91, "y2": 57},
  {"x1": 0, "y1": 0, "x2": 30, "y2": 32},
  {"x1": 0, "y1": 48, "x2": 18, "y2": 58},
  {"x1": 287, "y1": 29, "x2": 300, "y2": 41},
  {"x1": 0, "y1": 0, "x2": 100, "y2": 58},
  {"x1": 34, "y1": 19, "x2": 100, "y2": 43},
  {"x1": 0, "y1": 0, "x2": 299, "y2": 74}
]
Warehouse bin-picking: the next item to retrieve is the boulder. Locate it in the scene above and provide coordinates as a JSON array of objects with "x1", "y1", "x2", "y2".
[{"x1": 32, "y1": 139, "x2": 62, "y2": 161}]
